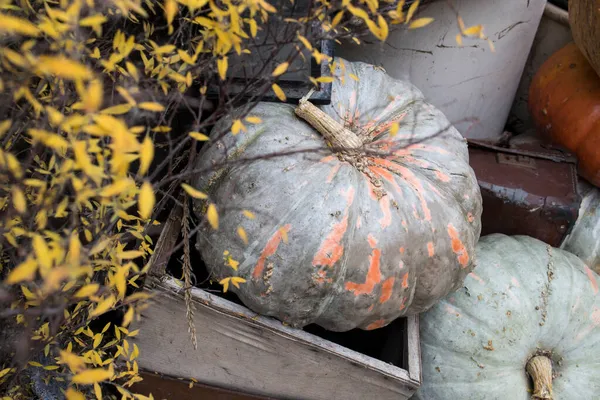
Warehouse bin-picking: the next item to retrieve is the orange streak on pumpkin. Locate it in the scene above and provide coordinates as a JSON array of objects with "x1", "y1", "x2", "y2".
[
  {"x1": 314, "y1": 270, "x2": 333, "y2": 285},
  {"x1": 435, "y1": 170, "x2": 451, "y2": 182},
  {"x1": 467, "y1": 212, "x2": 475, "y2": 223},
  {"x1": 401, "y1": 272, "x2": 409, "y2": 289},
  {"x1": 320, "y1": 155, "x2": 335, "y2": 164},
  {"x1": 326, "y1": 163, "x2": 342, "y2": 183},
  {"x1": 469, "y1": 272, "x2": 485, "y2": 285},
  {"x1": 378, "y1": 195, "x2": 392, "y2": 229},
  {"x1": 356, "y1": 216, "x2": 362, "y2": 228},
  {"x1": 312, "y1": 187, "x2": 355, "y2": 268},
  {"x1": 585, "y1": 265, "x2": 599, "y2": 294},
  {"x1": 252, "y1": 224, "x2": 292, "y2": 279},
  {"x1": 345, "y1": 234, "x2": 382, "y2": 296},
  {"x1": 427, "y1": 242, "x2": 435, "y2": 257},
  {"x1": 369, "y1": 165, "x2": 405, "y2": 196},
  {"x1": 371, "y1": 159, "x2": 432, "y2": 221},
  {"x1": 447, "y1": 224, "x2": 469, "y2": 268},
  {"x1": 426, "y1": 181, "x2": 442, "y2": 197},
  {"x1": 366, "y1": 319, "x2": 386, "y2": 330},
  {"x1": 366, "y1": 319, "x2": 385, "y2": 331},
  {"x1": 399, "y1": 296, "x2": 407, "y2": 310},
  {"x1": 379, "y1": 277, "x2": 395, "y2": 304}
]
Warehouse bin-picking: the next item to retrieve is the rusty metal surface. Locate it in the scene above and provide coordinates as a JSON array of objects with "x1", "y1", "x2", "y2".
[
  {"x1": 132, "y1": 371, "x2": 276, "y2": 400},
  {"x1": 467, "y1": 137, "x2": 581, "y2": 247}
]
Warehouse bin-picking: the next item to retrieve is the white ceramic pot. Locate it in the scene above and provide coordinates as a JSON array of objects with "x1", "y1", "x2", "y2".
[{"x1": 335, "y1": 0, "x2": 547, "y2": 141}]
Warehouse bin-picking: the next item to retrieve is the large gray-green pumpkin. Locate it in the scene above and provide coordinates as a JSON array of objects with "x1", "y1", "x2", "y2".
[
  {"x1": 412, "y1": 234, "x2": 600, "y2": 400},
  {"x1": 561, "y1": 180, "x2": 600, "y2": 275},
  {"x1": 191, "y1": 58, "x2": 482, "y2": 331}
]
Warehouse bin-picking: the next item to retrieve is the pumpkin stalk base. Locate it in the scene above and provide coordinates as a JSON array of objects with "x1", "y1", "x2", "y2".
[
  {"x1": 295, "y1": 89, "x2": 363, "y2": 151},
  {"x1": 526, "y1": 355, "x2": 553, "y2": 400}
]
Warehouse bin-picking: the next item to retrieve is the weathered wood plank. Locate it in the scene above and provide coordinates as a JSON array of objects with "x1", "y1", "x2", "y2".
[{"x1": 131, "y1": 276, "x2": 420, "y2": 400}]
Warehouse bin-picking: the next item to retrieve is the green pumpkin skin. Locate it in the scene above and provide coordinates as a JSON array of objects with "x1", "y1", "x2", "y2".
[
  {"x1": 561, "y1": 182, "x2": 600, "y2": 275},
  {"x1": 412, "y1": 234, "x2": 600, "y2": 400},
  {"x1": 192, "y1": 58, "x2": 482, "y2": 332}
]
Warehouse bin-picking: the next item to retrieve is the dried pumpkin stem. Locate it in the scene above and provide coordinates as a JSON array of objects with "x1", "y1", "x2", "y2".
[
  {"x1": 295, "y1": 89, "x2": 363, "y2": 150},
  {"x1": 526, "y1": 355, "x2": 553, "y2": 400}
]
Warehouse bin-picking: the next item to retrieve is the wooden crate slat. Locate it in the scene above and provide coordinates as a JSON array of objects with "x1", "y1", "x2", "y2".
[{"x1": 131, "y1": 276, "x2": 420, "y2": 400}]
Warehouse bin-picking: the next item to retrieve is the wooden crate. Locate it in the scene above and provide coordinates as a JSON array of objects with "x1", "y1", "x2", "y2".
[{"x1": 130, "y1": 205, "x2": 422, "y2": 400}]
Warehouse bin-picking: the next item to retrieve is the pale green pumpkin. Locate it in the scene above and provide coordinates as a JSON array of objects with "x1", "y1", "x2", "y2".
[
  {"x1": 413, "y1": 234, "x2": 600, "y2": 400},
  {"x1": 561, "y1": 181, "x2": 600, "y2": 275}
]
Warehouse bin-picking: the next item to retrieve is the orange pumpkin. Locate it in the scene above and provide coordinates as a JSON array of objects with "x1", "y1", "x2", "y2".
[{"x1": 528, "y1": 42, "x2": 600, "y2": 187}]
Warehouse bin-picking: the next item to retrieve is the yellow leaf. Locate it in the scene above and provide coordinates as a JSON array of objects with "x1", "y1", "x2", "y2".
[
  {"x1": 65, "y1": 388, "x2": 85, "y2": 400},
  {"x1": 181, "y1": 183, "x2": 208, "y2": 199},
  {"x1": 130, "y1": 343, "x2": 139, "y2": 360},
  {"x1": 0, "y1": 13, "x2": 40, "y2": 37},
  {"x1": 331, "y1": 11, "x2": 344, "y2": 27},
  {"x1": 245, "y1": 116, "x2": 262, "y2": 124},
  {"x1": 139, "y1": 136, "x2": 154, "y2": 175},
  {"x1": 378, "y1": 15, "x2": 389, "y2": 40},
  {"x1": 316, "y1": 76, "x2": 334, "y2": 83},
  {"x1": 237, "y1": 226, "x2": 248, "y2": 245},
  {"x1": 230, "y1": 276, "x2": 246, "y2": 289},
  {"x1": 297, "y1": 34, "x2": 312, "y2": 50},
  {"x1": 138, "y1": 181, "x2": 155, "y2": 219},
  {"x1": 94, "y1": 382, "x2": 102, "y2": 400},
  {"x1": 6, "y1": 152, "x2": 22, "y2": 178},
  {"x1": 36, "y1": 56, "x2": 93, "y2": 81},
  {"x1": 408, "y1": 17, "x2": 434, "y2": 29},
  {"x1": 189, "y1": 132, "x2": 209, "y2": 141},
  {"x1": 242, "y1": 210, "x2": 255, "y2": 219},
  {"x1": 116, "y1": 87, "x2": 137, "y2": 106},
  {"x1": 232, "y1": 119, "x2": 246, "y2": 135},
  {"x1": 100, "y1": 103, "x2": 132, "y2": 115},
  {"x1": 207, "y1": 203, "x2": 218, "y2": 229},
  {"x1": 405, "y1": 0, "x2": 420, "y2": 24},
  {"x1": 139, "y1": 102, "x2": 165, "y2": 112},
  {"x1": 272, "y1": 62, "x2": 289, "y2": 77},
  {"x1": 463, "y1": 24, "x2": 483, "y2": 37},
  {"x1": 349, "y1": 73, "x2": 359, "y2": 82},
  {"x1": 93, "y1": 333, "x2": 103, "y2": 348},
  {"x1": 71, "y1": 365, "x2": 114, "y2": 384},
  {"x1": 12, "y1": 186, "x2": 26, "y2": 214},
  {"x1": 33, "y1": 235, "x2": 51, "y2": 270},
  {"x1": 84, "y1": 79, "x2": 103, "y2": 113},
  {"x1": 117, "y1": 250, "x2": 145, "y2": 260},
  {"x1": 165, "y1": 0, "x2": 178, "y2": 25},
  {"x1": 100, "y1": 179, "x2": 133, "y2": 197},
  {"x1": 0, "y1": 368, "x2": 12, "y2": 379},
  {"x1": 0, "y1": 119, "x2": 11, "y2": 137},
  {"x1": 74, "y1": 284, "x2": 99, "y2": 298},
  {"x1": 27, "y1": 129, "x2": 69, "y2": 152},
  {"x1": 126, "y1": 62, "x2": 139, "y2": 82},
  {"x1": 89, "y1": 295, "x2": 116, "y2": 318},
  {"x1": 217, "y1": 57, "x2": 228, "y2": 80},
  {"x1": 456, "y1": 33, "x2": 463, "y2": 46},
  {"x1": 5, "y1": 258, "x2": 37, "y2": 284},
  {"x1": 272, "y1": 83, "x2": 286, "y2": 102},
  {"x1": 390, "y1": 122, "x2": 400, "y2": 137},
  {"x1": 122, "y1": 306, "x2": 134, "y2": 327},
  {"x1": 219, "y1": 277, "x2": 230, "y2": 292}
]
